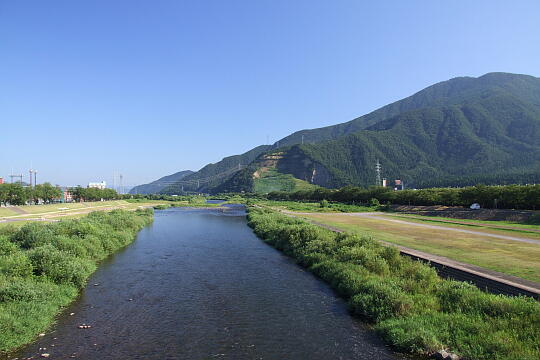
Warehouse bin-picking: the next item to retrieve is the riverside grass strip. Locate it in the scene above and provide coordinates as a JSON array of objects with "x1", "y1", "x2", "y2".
[
  {"x1": 247, "y1": 207, "x2": 540, "y2": 360},
  {"x1": 0, "y1": 208, "x2": 154, "y2": 354}
]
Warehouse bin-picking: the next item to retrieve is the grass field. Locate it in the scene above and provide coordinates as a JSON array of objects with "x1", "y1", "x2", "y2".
[
  {"x1": 392, "y1": 212, "x2": 540, "y2": 230},
  {"x1": 260, "y1": 200, "x2": 374, "y2": 213},
  {"x1": 298, "y1": 212, "x2": 540, "y2": 282},
  {"x1": 0, "y1": 200, "x2": 171, "y2": 228},
  {"x1": 387, "y1": 214, "x2": 540, "y2": 240},
  {"x1": 0, "y1": 208, "x2": 17, "y2": 217}
]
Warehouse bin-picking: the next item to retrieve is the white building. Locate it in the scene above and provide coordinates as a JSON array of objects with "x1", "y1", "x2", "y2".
[{"x1": 88, "y1": 181, "x2": 107, "y2": 190}]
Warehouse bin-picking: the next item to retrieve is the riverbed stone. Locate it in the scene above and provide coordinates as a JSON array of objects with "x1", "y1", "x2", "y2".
[{"x1": 433, "y1": 350, "x2": 448, "y2": 360}]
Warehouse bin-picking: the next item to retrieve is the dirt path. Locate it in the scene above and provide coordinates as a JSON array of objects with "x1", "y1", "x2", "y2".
[{"x1": 9, "y1": 207, "x2": 28, "y2": 215}]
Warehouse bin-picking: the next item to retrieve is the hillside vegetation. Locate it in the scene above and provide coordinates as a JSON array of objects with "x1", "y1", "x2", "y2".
[{"x1": 129, "y1": 170, "x2": 193, "y2": 195}]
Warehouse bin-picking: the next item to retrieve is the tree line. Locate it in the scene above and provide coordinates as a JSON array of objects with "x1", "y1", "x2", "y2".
[
  {"x1": 0, "y1": 183, "x2": 121, "y2": 206},
  {"x1": 0, "y1": 183, "x2": 62, "y2": 206},
  {"x1": 69, "y1": 186, "x2": 119, "y2": 202},
  {"x1": 267, "y1": 184, "x2": 540, "y2": 210}
]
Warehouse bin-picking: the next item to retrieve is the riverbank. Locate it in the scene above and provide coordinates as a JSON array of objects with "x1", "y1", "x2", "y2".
[
  {"x1": 293, "y1": 211, "x2": 540, "y2": 283},
  {"x1": 0, "y1": 208, "x2": 154, "y2": 354},
  {"x1": 247, "y1": 207, "x2": 540, "y2": 360}
]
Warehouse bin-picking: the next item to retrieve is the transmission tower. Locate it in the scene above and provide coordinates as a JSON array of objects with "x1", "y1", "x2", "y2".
[
  {"x1": 375, "y1": 159, "x2": 382, "y2": 186},
  {"x1": 9, "y1": 173, "x2": 23, "y2": 184},
  {"x1": 119, "y1": 174, "x2": 123, "y2": 194}
]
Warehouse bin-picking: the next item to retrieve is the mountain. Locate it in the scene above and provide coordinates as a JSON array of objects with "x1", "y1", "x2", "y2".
[
  {"x1": 159, "y1": 145, "x2": 272, "y2": 194},
  {"x1": 213, "y1": 72, "x2": 540, "y2": 192},
  {"x1": 129, "y1": 170, "x2": 193, "y2": 194}
]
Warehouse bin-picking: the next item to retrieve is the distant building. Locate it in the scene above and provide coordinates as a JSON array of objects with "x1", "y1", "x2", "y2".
[
  {"x1": 394, "y1": 179, "x2": 404, "y2": 191},
  {"x1": 61, "y1": 187, "x2": 74, "y2": 203},
  {"x1": 88, "y1": 181, "x2": 106, "y2": 190},
  {"x1": 0, "y1": 177, "x2": 3, "y2": 184}
]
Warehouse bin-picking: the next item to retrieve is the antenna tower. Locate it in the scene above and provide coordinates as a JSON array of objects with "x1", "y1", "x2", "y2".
[{"x1": 375, "y1": 160, "x2": 382, "y2": 186}]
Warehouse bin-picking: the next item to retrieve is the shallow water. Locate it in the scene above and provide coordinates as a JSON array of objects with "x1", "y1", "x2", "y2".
[{"x1": 10, "y1": 206, "x2": 403, "y2": 360}]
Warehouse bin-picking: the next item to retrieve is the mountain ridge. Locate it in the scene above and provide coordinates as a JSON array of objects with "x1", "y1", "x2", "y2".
[{"x1": 132, "y1": 72, "x2": 540, "y2": 194}]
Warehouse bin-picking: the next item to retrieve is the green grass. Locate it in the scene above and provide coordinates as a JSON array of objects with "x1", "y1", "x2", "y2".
[
  {"x1": 258, "y1": 200, "x2": 374, "y2": 213},
  {"x1": 247, "y1": 207, "x2": 540, "y2": 360},
  {"x1": 386, "y1": 214, "x2": 540, "y2": 240},
  {"x1": 0, "y1": 208, "x2": 154, "y2": 354},
  {"x1": 392, "y1": 213, "x2": 540, "y2": 231},
  {"x1": 299, "y1": 213, "x2": 540, "y2": 282},
  {"x1": 0, "y1": 208, "x2": 17, "y2": 217},
  {"x1": 253, "y1": 168, "x2": 319, "y2": 193}
]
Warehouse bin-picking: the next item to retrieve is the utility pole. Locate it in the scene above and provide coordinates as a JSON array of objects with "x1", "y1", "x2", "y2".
[
  {"x1": 119, "y1": 174, "x2": 123, "y2": 195},
  {"x1": 34, "y1": 170, "x2": 37, "y2": 187},
  {"x1": 375, "y1": 159, "x2": 382, "y2": 187},
  {"x1": 29, "y1": 169, "x2": 33, "y2": 188}
]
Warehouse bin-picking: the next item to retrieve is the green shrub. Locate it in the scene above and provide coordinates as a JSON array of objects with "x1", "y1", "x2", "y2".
[
  {"x1": 0, "y1": 253, "x2": 33, "y2": 278},
  {"x1": 28, "y1": 244, "x2": 96, "y2": 288},
  {"x1": 0, "y1": 235, "x2": 18, "y2": 255},
  {"x1": 0, "y1": 276, "x2": 60, "y2": 302},
  {"x1": 348, "y1": 278, "x2": 414, "y2": 322},
  {"x1": 10, "y1": 223, "x2": 56, "y2": 249}
]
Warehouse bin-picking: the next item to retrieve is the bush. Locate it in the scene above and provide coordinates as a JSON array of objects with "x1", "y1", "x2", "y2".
[
  {"x1": 10, "y1": 223, "x2": 56, "y2": 249},
  {"x1": 0, "y1": 253, "x2": 33, "y2": 278},
  {"x1": 0, "y1": 235, "x2": 18, "y2": 255},
  {"x1": 348, "y1": 278, "x2": 414, "y2": 322},
  {"x1": 28, "y1": 245, "x2": 96, "y2": 288}
]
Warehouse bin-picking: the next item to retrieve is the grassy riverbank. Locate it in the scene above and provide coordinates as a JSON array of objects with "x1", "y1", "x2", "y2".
[
  {"x1": 0, "y1": 208, "x2": 153, "y2": 354},
  {"x1": 297, "y1": 213, "x2": 540, "y2": 282},
  {"x1": 247, "y1": 207, "x2": 540, "y2": 360}
]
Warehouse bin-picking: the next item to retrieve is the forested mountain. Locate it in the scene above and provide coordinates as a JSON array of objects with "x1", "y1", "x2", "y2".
[
  {"x1": 214, "y1": 72, "x2": 540, "y2": 192},
  {"x1": 134, "y1": 72, "x2": 540, "y2": 194},
  {"x1": 129, "y1": 170, "x2": 193, "y2": 194}
]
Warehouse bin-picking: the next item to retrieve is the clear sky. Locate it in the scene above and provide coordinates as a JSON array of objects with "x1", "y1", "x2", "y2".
[{"x1": 1, "y1": 1, "x2": 539, "y2": 187}]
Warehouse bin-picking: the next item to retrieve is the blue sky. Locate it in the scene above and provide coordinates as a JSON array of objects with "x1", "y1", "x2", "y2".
[{"x1": 1, "y1": 1, "x2": 539, "y2": 187}]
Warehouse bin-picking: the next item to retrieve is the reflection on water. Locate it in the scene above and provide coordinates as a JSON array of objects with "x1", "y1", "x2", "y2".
[{"x1": 10, "y1": 207, "x2": 402, "y2": 360}]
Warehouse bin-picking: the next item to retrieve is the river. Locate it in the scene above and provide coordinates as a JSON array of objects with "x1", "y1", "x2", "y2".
[{"x1": 10, "y1": 206, "x2": 403, "y2": 360}]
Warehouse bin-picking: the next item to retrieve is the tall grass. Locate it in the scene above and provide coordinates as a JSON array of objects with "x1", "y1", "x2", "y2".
[
  {"x1": 247, "y1": 207, "x2": 540, "y2": 360},
  {"x1": 0, "y1": 208, "x2": 153, "y2": 354}
]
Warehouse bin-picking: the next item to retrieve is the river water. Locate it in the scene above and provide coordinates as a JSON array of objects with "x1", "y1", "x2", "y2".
[{"x1": 11, "y1": 206, "x2": 403, "y2": 360}]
